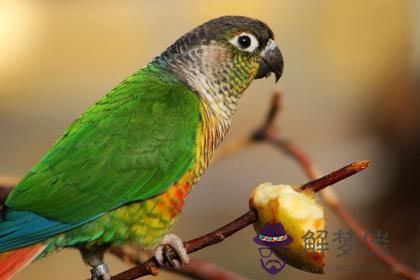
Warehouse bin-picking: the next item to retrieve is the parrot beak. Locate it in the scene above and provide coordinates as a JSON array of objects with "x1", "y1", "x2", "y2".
[{"x1": 255, "y1": 39, "x2": 283, "y2": 82}]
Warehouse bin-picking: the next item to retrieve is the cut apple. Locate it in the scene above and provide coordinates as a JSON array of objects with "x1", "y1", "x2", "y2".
[{"x1": 250, "y1": 183, "x2": 326, "y2": 273}]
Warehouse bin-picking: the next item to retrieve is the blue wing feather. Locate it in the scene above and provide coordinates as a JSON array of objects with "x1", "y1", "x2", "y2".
[{"x1": 0, "y1": 210, "x2": 97, "y2": 252}]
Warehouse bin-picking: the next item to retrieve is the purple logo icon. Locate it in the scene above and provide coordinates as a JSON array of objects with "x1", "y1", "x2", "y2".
[{"x1": 254, "y1": 223, "x2": 292, "y2": 275}]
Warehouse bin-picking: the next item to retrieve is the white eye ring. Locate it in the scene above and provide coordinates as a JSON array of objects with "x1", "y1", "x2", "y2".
[{"x1": 229, "y1": 32, "x2": 259, "y2": 53}]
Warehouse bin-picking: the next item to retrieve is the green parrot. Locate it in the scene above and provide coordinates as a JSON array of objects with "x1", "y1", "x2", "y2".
[{"x1": 0, "y1": 16, "x2": 283, "y2": 279}]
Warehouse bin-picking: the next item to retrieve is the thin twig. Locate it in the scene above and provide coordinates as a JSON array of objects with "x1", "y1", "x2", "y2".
[
  {"x1": 212, "y1": 139, "x2": 252, "y2": 164},
  {"x1": 300, "y1": 160, "x2": 370, "y2": 193},
  {"x1": 213, "y1": 90, "x2": 282, "y2": 163}
]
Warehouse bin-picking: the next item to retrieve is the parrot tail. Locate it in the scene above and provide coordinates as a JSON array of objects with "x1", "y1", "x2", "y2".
[{"x1": 0, "y1": 244, "x2": 46, "y2": 280}]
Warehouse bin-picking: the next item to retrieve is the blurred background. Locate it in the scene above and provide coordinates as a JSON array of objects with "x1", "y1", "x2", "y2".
[{"x1": 1, "y1": 0, "x2": 419, "y2": 279}]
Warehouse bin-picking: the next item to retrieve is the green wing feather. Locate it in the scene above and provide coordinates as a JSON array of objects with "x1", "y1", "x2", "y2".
[{"x1": 6, "y1": 64, "x2": 201, "y2": 223}]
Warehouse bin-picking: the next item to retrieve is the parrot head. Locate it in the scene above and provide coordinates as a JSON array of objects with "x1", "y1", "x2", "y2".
[{"x1": 154, "y1": 16, "x2": 283, "y2": 116}]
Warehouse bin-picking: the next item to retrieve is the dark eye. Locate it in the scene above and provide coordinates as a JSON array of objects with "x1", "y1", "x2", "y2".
[
  {"x1": 238, "y1": 35, "x2": 251, "y2": 48},
  {"x1": 229, "y1": 32, "x2": 259, "y2": 52}
]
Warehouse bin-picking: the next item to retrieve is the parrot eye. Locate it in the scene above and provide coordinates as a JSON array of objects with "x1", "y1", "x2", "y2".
[
  {"x1": 229, "y1": 32, "x2": 259, "y2": 53},
  {"x1": 238, "y1": 35, "x2": 251, "y2": 48}
]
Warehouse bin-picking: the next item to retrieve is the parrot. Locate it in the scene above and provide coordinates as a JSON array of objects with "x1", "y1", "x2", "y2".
[{"x1": 0, "y1": 15, "x2": 283, "y2": 279}]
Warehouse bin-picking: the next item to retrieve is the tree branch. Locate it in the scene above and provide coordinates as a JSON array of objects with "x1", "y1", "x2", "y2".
[{"x1": 300, "y1": 160, "x2": 370, "y2": 193}]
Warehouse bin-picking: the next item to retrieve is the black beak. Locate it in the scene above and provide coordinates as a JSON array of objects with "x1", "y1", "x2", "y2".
[{"x1": 255, "y1": 39, "x2": 283, "y2": 82}]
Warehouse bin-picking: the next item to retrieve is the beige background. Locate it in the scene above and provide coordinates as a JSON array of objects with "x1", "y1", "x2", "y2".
[{"x1": 0, "y1": 0, "x2": 418, "y2": 279}]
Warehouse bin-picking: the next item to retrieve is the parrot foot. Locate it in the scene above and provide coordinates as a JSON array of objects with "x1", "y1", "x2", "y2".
[
  {"x1": 155, "y1": 233, "x2": 189, "y2": 269},
  {"x1": 90, "y1": 263, "x2": 110, "y2": 280}
]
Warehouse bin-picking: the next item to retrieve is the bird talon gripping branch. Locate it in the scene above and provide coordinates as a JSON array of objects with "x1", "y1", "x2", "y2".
[{"x1": 155, "y1": 234, "x2": 189, "y2": 269}]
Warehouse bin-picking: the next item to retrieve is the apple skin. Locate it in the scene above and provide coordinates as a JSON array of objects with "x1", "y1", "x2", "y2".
[{"x1": 250, "y1": 183, "x2": 326, "y2": 273}]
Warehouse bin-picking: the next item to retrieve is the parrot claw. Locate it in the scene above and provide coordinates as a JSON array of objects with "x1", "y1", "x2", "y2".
[{"x1": 155, "y1": 233, "x2": 189, "y2": 269}]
